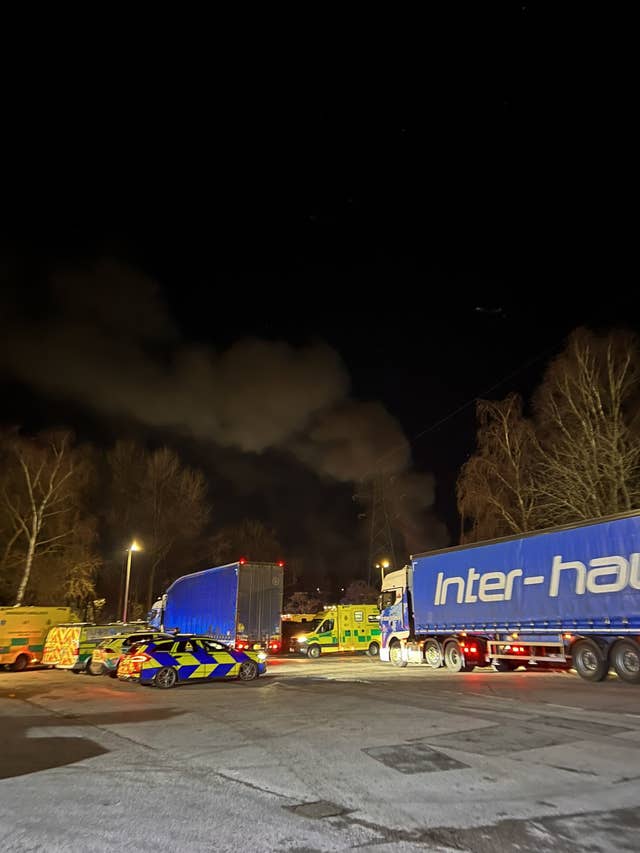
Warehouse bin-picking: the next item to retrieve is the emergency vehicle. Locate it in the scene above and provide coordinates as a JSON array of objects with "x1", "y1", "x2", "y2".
[
  {"x1": 0, "y1": 606, "x2": 72, "y2": 671},
  {"x1": 290, "y1": 604, "x2": 380, "y2": 658},
  {"x1": 118, "y1": 634, "x2": 267, "y2": 688},
  {"x1": 42, "y1": 621, "x2": 145, "y2": 671},
  {"x1": 88, "y1": 631, "x2": 172, "y2": 676}
]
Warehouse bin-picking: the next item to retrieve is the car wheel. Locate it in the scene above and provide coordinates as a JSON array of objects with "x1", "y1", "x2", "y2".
[
  {"x1": 572, "y1": 639, "x2": 608, "y2": 682},
  {"x1": 307, "y1": 644, "x2": 321, "y2": 659},
  {"x1": 88, "y1": 660, "x2": 103, "y2": 676},
  {"x1": 611, "y1": 639, "x2": 640, "y2": 684},
  {"x1": 10, "y1": 654, "x2": 29, "y2": 672},
  {"x1": 154, "y1": 666, "x2": 178, "y2": 689},
  {"x1": 367, "y1": 641, "x2": 380, "y2": 657},
  {"x1": 238, "y1": 660, "x2": 258, "y2": 681}
]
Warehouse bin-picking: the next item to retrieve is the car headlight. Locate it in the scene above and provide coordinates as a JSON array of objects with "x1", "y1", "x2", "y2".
[
  {"x1": 257, "y1": 652, "x2": 267, "y2": 661},
  {"x1": 296, "y1": 636, "x2": 307, "y2": 643}
]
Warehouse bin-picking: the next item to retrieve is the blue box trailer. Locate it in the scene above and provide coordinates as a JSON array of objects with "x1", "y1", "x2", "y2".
[
  {"x1": 149, "y1": 561, "x2": 284, "y2": 652},
  {"x1": 378, "y1": 511, "x2": 640, "y2": 682}
]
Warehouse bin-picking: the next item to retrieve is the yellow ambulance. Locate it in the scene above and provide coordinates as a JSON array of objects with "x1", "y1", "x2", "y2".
[
  {"x1": 291, "y1": 604, "x2": 380, "y2": 658},
  {"x1": 0, "y1": 606, "x2": 73, "y2": 671},
  {"x1": 42, "y1": 621, "x2": 144, "y2": 672}
]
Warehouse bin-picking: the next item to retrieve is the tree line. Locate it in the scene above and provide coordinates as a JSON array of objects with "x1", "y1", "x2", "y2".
[
  {"x1": 457, "y1": 328, "x2": 640, "y2": 543},
  {"x1": 2, "y1": 326, "x2": 638, "y2": 615},
  {"x1": 0, "y1": 436, "x2": 282, "y2": 617}
]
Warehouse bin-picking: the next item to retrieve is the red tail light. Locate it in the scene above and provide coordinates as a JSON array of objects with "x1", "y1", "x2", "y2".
[
  {"x1": 74, "y1": 646, "x2": 80, "y2": 655},
  {"x1": 268, "y1": 641, "x2": 281, "y2": 651}
]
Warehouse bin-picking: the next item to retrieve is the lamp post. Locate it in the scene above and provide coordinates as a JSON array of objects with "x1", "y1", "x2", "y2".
[
  {"x1": 122, "y1": 541, "x2": 141, "y2": 623},
  {"x1": 376, "y1": 558, "x2": 390, "y2": 583}
]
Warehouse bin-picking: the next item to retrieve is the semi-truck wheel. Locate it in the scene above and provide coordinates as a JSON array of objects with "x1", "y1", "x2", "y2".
[
  {"x1": 307, "y1": 644, "x2": 321, "y2": 659},
  {"x1": 367, "y1": 642, "x2": 380, "y2": 657},
  {"x1": 389, "y1": 641, "x2": 407, "y2": 667},
  {"x1": 444, "y1": 642, "x2": 464, "y2": 673},
  {"x1": 154, "y1": 666, "x2": 178, "y2": 689},
  {"x1": 424, "y1": 639, "x2": 443, "y2": 668},
  {"x1": 572, "y1": 639, "x2": 608, "y2": 682},
  {"x1": 611, "y1": 639, "x2": 640, "y2": 684},
  {"x1": 10, "y1": 654, "x2": 29, "y2": 672}
]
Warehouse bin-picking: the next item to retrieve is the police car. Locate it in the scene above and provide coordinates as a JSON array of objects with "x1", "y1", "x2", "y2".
[
  {"x1": 88, "y1": 631, "x2": 172, "y2": 676},
  {"x1": 118, "y1": 634, "x2": 267, "y2": 688}
]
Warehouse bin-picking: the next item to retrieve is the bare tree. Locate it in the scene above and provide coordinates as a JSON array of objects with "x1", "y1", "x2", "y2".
[
  {"x1": 340, "y1": 580, "x2": 379, "y2": 604},
  {"x1": 28, "y1": 511, "x2": 101, "y2": 612},
  {"x1": 144, "y1": 447, "x2": 209, "y2": 607},
  {"x1": 61, "y1": 516, "x2": 101, "y2": 611},
  {"x1": 107, "y1": 442, "x2": 210, "y2": 608},
  {"x1": 457, "y1": 393, "x2": 542, "y2": 543},
  {"x1": 0, "y1": 456, "x2": 24, "y2": 583},
  {"x1": 457, "y1": 329, "x2": 640, "y2": 545},
  {"x1": 283, "y1": 591, "x2": 323, "y2": 614},
  {"x1": 0, "y1": 430, "x2": 81, "y2": 605},
  {"x1": 532, "y1": 328, "x2": 640, "y2": 525},
  {"x1": 208, "y1": 518, "x2": 282, "y2": 566}
]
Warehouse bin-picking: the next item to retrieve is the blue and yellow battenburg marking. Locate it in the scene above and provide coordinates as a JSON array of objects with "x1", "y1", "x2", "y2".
[{"x1": 120, "y1": 641, "x2": 265, "y2": 682}]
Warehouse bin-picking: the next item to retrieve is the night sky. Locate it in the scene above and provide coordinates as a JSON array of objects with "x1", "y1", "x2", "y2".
[{"x1": 1, "y1": 6, "x2": 635, "y2": 588}]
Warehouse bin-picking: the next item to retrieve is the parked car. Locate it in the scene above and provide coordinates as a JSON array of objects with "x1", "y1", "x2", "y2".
[
  {"x1": 118, "y1": 634, "x2": 267, "y2": 688},
  {"x1": 88, "y1": 632, "x2": 172, "y2": 676}
]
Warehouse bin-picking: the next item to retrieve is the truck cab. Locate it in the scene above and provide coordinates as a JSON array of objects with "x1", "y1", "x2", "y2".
[
  {"x1": 378, "y1": 566, "x2": 412, "y2": 663},
  {"x1": 148, "y1": 596, "x2": 166, "y2": 630}
]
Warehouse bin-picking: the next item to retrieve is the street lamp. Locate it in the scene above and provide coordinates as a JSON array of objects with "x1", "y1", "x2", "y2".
[
  {"x1": 122, "y1": 541, "x2": 141, "y2": 623},
  {"x1": 376, "y1": 558, "x2": 390, "y2": 582}
]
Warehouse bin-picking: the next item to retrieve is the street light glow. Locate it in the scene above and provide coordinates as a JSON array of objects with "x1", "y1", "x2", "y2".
[{"x1": 123, "y1": 540, "x2": 142, "y2": 622}]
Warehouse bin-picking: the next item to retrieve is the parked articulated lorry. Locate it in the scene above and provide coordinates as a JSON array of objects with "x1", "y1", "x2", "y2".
[
  {"x1": 149, "y1": 560, "x2": 285, "y2": 652},
  {"x1": 378, "y1": 512, "x2": 640, "y2": 683}
]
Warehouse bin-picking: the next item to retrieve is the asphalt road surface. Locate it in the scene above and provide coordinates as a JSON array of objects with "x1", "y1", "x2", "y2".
[{"x1": 1, "y1": 656, "x2": 640, "y2": 852}]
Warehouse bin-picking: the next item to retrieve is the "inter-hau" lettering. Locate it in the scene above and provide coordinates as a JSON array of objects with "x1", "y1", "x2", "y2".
[{"x1": 433, "y1": 553, "x2": 640, "y2": 606}]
